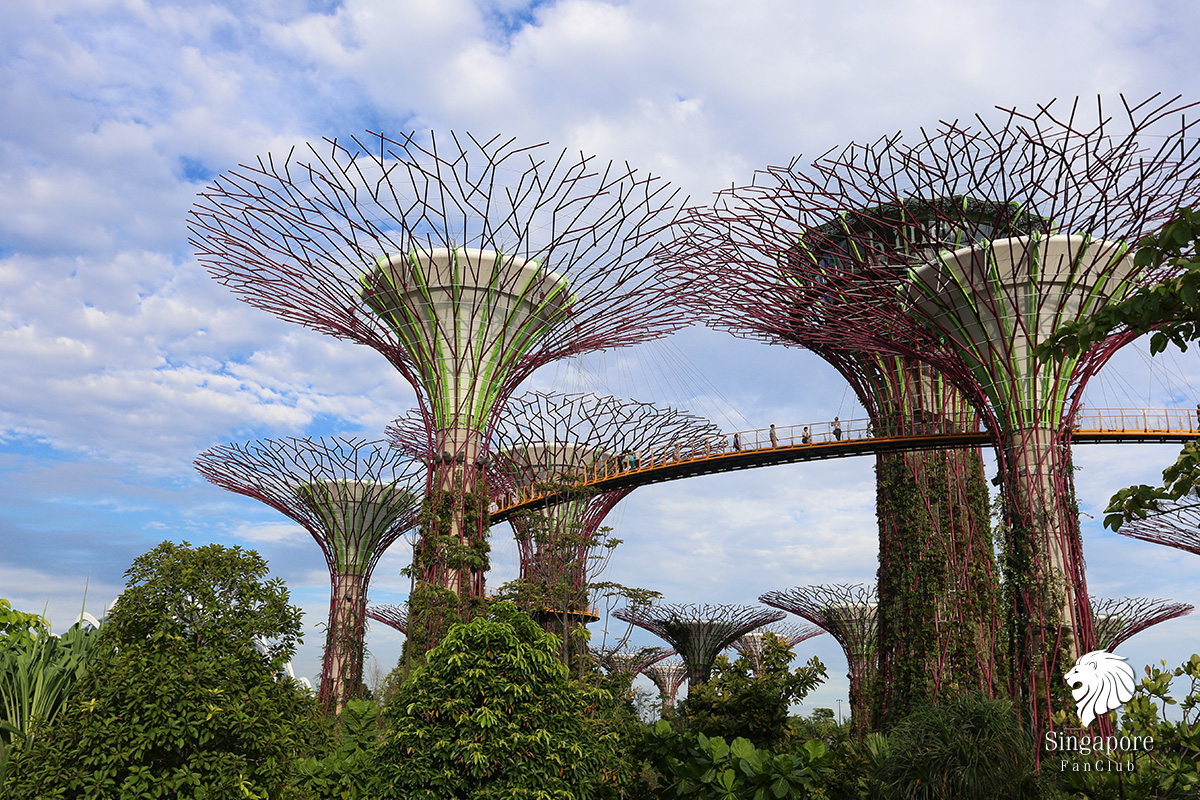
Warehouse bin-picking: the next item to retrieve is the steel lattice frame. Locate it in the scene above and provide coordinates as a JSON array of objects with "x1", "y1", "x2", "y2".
[
  {"x1": 643, "y1": 658, "x2": 689, "y2": 712},
  {"x1": 592, "y1": 645, "x2": 674, "y2": 677},
  {"x1": 664, "y1": 96, "x2": 1200, "y2": 735},
  {"x1": 1118, "y1": 500, "x2": 1200, "y2": 556},
  {"x1": 612, "y1": 603, "x2": 785, "y2": 687},
  {"x1": 188, "y1": 132, "x2": 690, "y2": 644},
  {"x1": 761, "y1": 584, "x2": 878, "y2": 731},
  {"x1": 730, "y1": 621, "x2": 825, "y2": 675},
  {"x1": 1091, "y1": 596, "x2": 1193, "y2": 652},
  {"x1": 195, "y1": 438, "x2": 421, "y2": 713},
  {"x1": 366, "y1": 603, "x2": 409, "y2": 635}
]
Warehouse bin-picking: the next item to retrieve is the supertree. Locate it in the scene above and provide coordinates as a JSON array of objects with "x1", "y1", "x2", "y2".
[
  {"x1": 592, "y1": 645, "x2": 674, "y2": 678},
  {"x1": 667, "y1": 96, "x2": 1200, "y2": 734},
  {"x1": 642, "y1": 657, "x2": 689, "y2": 712},
  {"x1": 1117, "y1": 500, "x2": 1200, "y2": 556},
  {"x1": 664, "y1": 210, "x2": 999, "y2": 726},
  {"x1": 366, "y1": 603, "x2": 409, "y2": 635},
  {"x1": 189, "y1": 132, "x2": 689, "y2": 651},
  {"x1": 195, "y1": 437, "x2": 421, "y2": 713},
  {"x1": 761, "y1": 584, "x2": 878, "y2": 731},
  {"x1": 730, "y1": 621, "x2": 825, "y2": 676},
  {"x1": 612, "y1": 603, "x2": 784, "y2": 687},
  {"x1": 1090, "y1": 596, "x2": 1193, "y2": 651},
  {"x1": 406, "y1": 391, "x2": 718, "y2": 634}
]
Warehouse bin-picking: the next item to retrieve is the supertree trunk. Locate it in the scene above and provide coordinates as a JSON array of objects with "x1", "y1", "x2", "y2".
[{"x1": 322, "y1": 571, "x2": 367, "y2": 712}]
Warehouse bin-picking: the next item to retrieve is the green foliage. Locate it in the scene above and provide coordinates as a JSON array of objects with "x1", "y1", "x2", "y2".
[
  {"x1": 1101, "y1": 440, "x2": 1200, "y2": 531},
  {"x1": 0, "y1": 600, "x2": 49, "y2": 650},
  {"x1": 375, "y1": 602, "x2": 626, "y2": 799},
  {"x1": 104, "y1": 540, "x2": 302, "y2": 668},
  {"x1": 294, "y1": 699, "x2": 382, "y2": 800},
  {"x1": 0, "y1": 623, "x2": 99, "y2": 782},
  {"x1": 4, "y1": 541, "x2": 322, "y2": 800},
  {"x1": 683, "y1": 636, "x2": 826, "y2": 749},
  {"x1": 643, "y1": 719, "x2": 835, "y2": 800},
  {"x1": 1047, "y1": 655, "x2": 1200, "y2": 799},
  {"x1": 869, "y1": 694, "x2": 1040, "y2": 800}
]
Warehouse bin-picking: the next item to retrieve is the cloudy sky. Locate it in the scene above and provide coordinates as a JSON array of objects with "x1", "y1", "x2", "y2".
[{"x1": 3, "y1": 0, "x2": 1200, "y2": 712}]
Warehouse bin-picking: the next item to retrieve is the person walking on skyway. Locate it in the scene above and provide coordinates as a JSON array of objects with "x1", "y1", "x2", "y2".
[
  {"x1": 833, "y1": 417, "x2": 842, "y2": 441},
  {"x1": 801, "y1": 427, "x2": 811, "y2": 444},
  {"x1": 770, "y1": 424, "x2": 778, "y2": 447}
]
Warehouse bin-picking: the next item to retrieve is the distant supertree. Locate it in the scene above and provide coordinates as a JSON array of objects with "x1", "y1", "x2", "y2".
[
  {"x1": 669, "y1": 96, "x2": 1200, "y2": 735},
  {"x1": 730, "y1": 621, "x2": 825, "y2": 676},
  {"x1": 366, "y1": 603, "x2": 409, "y2": 635},
  {"x1": 195, "y1": 438, "x2": 421, "y2": 713},
  {"x1": 613, "y1": 604, "x2": 784, "y2": 687},
  {"x1": 643, "y1": 658, "x2": 689, "y2": 712},
  {"x1": 592, "y1": 645, "x2": 673, "y2": 678},
  {"x1": 190, "y1": 132, "x2": 689, "y2": 650},
  {"x1": 459, "y1": 392, "x2": 719, "y2": 630},
  {"x1": 762, "y1": 584, "x2": 878, "y2": 731},
  {"x1": 1091, "y1": 596, "x2": 1193, "y2": 651},
  {"x1": 1117, "y1": 500, "x2": 1200, "y2": 557}
]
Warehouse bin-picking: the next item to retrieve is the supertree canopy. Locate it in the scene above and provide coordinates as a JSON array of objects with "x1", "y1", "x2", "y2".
[
  {"x1": 730, "y1": 621, "x2": 825, "y2": 676},
  {"x1": 366, "y1": 603, "x2": 409, "y2": 635},
  {"x1": 665, "y1": 211, "x2": 999, "y2": 726},
  {"x1": 592, "y1": 645, "x2": 674, "y2": 678},
  {"x1": 1117, "y1": 499, "x2": 1200, "y2": 557},
  {"x1": 195, "y1": 437, "x2": 421, "y2": 713},
  {"x1": 612, "y1": 603, "x2": 784, "y2": 687},
  {"x1": 761, "y1": 584, "x2": 878, "y2": 731},
  {"x1": 189, "y1": 132, "x2": 689, "y2": 651},
  {"x1": 1090, "y1": 596, "x2": 1193, "y2": 652},
  {"x1": 486, "y1": 392, "x2": 719, "y2": 626},
  {"x1": 643, "y1": 658, "x2": 689, "y2": 712},
  {"x1": 667, "y1": 95, "x2": 1200, "y2": 734}
]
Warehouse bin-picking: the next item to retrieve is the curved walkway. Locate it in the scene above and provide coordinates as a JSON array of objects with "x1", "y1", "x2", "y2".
[{"x1": 489, "y1": 408, "x2": 1199, "y2": 522}]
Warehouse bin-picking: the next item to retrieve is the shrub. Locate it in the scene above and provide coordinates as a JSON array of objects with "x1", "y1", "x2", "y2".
[{"x1": 374, "y1": 602, "x2": 624, "y2": 799}]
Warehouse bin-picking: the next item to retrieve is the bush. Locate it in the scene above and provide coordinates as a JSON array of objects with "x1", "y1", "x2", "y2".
[
  {"x1": 374, "y1": 602, "x2": 625, "y2": 799},
  {"x1": 870, "y1": 693, "x2": 1039, "y2": 800},
  {"x1": 4, "y1": 541, "x2": 323, "y2": 800}
]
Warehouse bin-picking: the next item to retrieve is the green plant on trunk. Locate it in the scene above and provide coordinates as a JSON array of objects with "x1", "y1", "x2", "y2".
[{"x1": 374, "y1": 602, "x2": 627, "y2": 799}]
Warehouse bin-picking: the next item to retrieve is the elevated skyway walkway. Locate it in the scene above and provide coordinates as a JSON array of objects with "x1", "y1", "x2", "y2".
[{"x1": 489, "y1": 408, "x2": 1199, "y2": 523}]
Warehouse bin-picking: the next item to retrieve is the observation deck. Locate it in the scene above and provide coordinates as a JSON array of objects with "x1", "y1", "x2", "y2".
[{"x1": 489, "y1": 408, "x2": 1199, "y2": 522}]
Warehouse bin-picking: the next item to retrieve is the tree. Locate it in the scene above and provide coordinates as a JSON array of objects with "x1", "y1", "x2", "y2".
[
  {"x1": 5, "y1": 541, "x2": 323, "y2": 800},
  {"x1": 1038, "y1": 208, "x2": 1200, "y2": 531},
  {"x1": 374, "y1": 602, "x2": 628, "y2": 799},
  {"x1": 682, "y1": 634, "x2": 826, "y2": 749}
]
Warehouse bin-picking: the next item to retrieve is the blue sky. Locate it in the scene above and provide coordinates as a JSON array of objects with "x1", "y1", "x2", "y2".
[{"x1": 3, "y1": 0, "x2": 1200, "y2": 712}]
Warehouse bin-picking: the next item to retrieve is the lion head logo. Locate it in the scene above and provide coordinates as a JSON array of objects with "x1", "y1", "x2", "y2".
[{"x1": 1064, "y1": 650, "x2": 1137, "y2": 727}]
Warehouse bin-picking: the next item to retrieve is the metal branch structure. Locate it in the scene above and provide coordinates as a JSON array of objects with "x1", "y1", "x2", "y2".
[
  {"x1": 592, "y1": 645, "x2": 674, "y2": 678},
  {"x1": 484, "y1": 392, "x2": 720, "y2": 628},
  {"x1": 729, "y1": 618, "x2": 825, "y2": 676},
  {"x1": 1091, "y1": 596, "x2": 1193, "y2": 652},
  {"x1": 1118, "y1": 500, "x2": 1200, "y2": 556},
  {"x1": 189, "y1": 132, "x2": 689, "y2": 649},
  {"x1": 195, "y1": 438, "x2": 421, "y2": 713},
  {"x1": 643, "y1": 658, "x2": 690, "y2": 712},
  {"x1": 730, "y1": 622, "x2": 825, "y2": 675},
  {"x1": 761, "y1": 584, "x2": 878, "y2": 731},
  {"x1": 612, "y1": 603, "x2": 784, "y2": 687},
  {"x1": 665, "y1": 95, "x2": 1200, "y2": 734},
  {"x1": 366, "y1": 603, "x2": 409, "y2": 635}
]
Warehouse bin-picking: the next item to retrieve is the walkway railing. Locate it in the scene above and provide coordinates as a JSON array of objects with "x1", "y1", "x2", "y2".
[{"x1": 489, "y1": 408, "x2": 1200, "y2": 520}]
